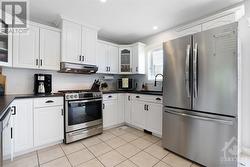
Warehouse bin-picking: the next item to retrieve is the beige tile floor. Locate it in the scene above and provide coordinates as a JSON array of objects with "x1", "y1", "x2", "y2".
[{"x1": 6, "y1": 125, "x2": 248, "y2": 167}]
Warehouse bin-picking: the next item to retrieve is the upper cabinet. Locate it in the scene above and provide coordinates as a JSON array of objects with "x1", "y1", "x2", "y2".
[
  {"x1": 13, "y1": 23, "x2": 61, "y2": 70},
  {"x1": 96, "y1": 40, "x2": 118, "y2": 74},
  {"x1": 0, "y1": 23, "x2": 12, "y2": 67},
  {"x1": 119, "y1": 47, "x2": 133, "y2": 74},
  {"x1": 61, "y1": 19, "x2": 98, "y2": 65},
  {"x1": 132, "y1": 42, "x2": 146, "y2": 74}
]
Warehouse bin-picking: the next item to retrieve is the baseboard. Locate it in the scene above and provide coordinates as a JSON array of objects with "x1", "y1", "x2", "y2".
[{"x1": 242, "y1": 147, "x2": 250, "y2": 155}]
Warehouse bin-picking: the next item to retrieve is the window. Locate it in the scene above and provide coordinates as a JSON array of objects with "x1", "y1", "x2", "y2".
[{"x1": 148, "y1": 48, "x2": 163, "y2": 81}]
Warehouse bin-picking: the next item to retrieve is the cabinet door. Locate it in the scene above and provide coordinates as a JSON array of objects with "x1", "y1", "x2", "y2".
[
  {"x1": 2, "y1": 110, "x2": 12, "y2": 159},
  {"x1": 0, "y1": 30, "x2": 13, "y2": 67},
  {"x1": 34, "y1": 106, "x2": 64, "y2": 147},
  {"x1": 13, "y1": 25, "x2": 39, "y2": 69},
  {"x1": 119, "y1": 47, "x2": 133, "y2": 74},
  {"x1": 82, "y1": 27, "x2": 97, "y2": 65},
  {"x1": 117, "y1": 94, "x2": 125, "y2": 124},
  {"x1": 103, "y1": 100, "x2": 118, "y2": 128},
  {"x1": 131, "y1": 100, "x2": 146, "y2": 129},
  {"x1": 96, "y1": 42, "x2": 108, "y2": 73},
  {"x1": 132, "y1": 43, "x2": 145, "y2": 74},
  {"x1": 109, "y1": 45, "x2": 119, "y2": 74},
  {"x1": 124, "y1": 94, "x2": 132, "y2": 124},
  {"x1": 40, "y1": 28, "x2": 61, "y2": 70},
  {"x1": 146, "y1": 103, "x2": 162, "y2": 135},
  {"x1": 61, "y1": 20, "x2": 82, "y2": 63},
  {"x1": 12, "y1": 99, "x2": 33, "y2": 154}
]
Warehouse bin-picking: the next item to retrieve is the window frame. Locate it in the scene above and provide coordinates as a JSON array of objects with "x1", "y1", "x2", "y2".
[{"x1": 147, "y1": 46, "x2": 164, "y2": 82}]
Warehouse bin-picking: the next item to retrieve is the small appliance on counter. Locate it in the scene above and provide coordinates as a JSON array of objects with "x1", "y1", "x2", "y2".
[
  {"x1": 90, "y1": 79, "x2": 101, "y2": 91},
  {"x1": 34, "y1": 74, "x2": 52, "y2": 94},
  {"x1": 117, "y1": 78, "x2": 135, "y2": 90}
]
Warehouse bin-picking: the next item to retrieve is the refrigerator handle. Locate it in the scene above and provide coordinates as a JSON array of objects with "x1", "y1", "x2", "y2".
[
  {"x1": 165, "y1": 110, "x2": 234, "y2": 126},
  {"x1": 185, "y1": 44, "x2": 191, "y2": 98},
  {"x1": 193, "y1": 43, "x2": 198, "y2": 98}
]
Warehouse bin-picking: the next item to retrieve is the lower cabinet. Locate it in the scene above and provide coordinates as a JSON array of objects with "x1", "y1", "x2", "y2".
[
  {"x1": 131, "y1": 100, "x2": 146, "y2": 129},
  {"x1": 12, "y1": 99, "x2": 34, "y2": 154},
  {"x1": 103, "y1": 99, "x2": 118, "y2": 128},
  {"x1": 124, "y1": 94, "x2": 132, "y2": 124},
  {"x1": 34, "y1": 106, "x2": 64, "y2": 147},
  {"x1": 146, "y1": 102, "x2": 162, "y2": 135}
]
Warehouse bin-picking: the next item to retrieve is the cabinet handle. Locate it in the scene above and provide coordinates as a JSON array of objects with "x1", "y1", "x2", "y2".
[
  {"x1": 103, "y1": 103, "x2": 105, "y2": 109},
  {"x1": 61, "y1": 109, "x2": 64, "y2": 116},
  {"x1": 147, "y1": 105, "x2": 149, "y2": 111},
  {"x1": 40, "y1": 59, "x2": 43, "y2": 66},
  {"x1": 79, "y1": 55, "x2": 82, "y2": 61},
  {"x1": 108, "y1": 67, "x2": 111, "y2": 72},
  {"x1": 36, "y1": 59, "x2": 39, "y2": 66},
  {"x1": 108, "y1": 95, "x2": 112, "y2": 98},
  {"x1": 11, "y1": 106, "x2": 16, "y2": 115},
  {"x1": 82, "y1": 56, "x2": 85, "y2": 62},
  {"x1": 128, "y1": 96, "x2": 130, "y2": 101},
  {"x1": 156, "y1": 98, "x2": 162, "y2": 101},
  {"x1": 136, "y1": 67, "x2": 138, "y2": 72},
  {"x1": 11, "y1": 127, "x2": 13, "y2": 139},
  {"x1": 45, "y1": 100, "x2": 54, "y2": 103},
  {"x1": 106, "y1": 67, "x2": 108, "y2": 72},
  {"x1": 144, "y1": 104, "x2": 146, "y2": 111},
  {"x1": 136, "y1": 96, "x2": 140, "y2": 98}
]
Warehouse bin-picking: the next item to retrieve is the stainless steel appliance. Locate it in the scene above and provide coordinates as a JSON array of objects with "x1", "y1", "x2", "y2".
[
  {"x1": 59, "y1": 90, "x2": 103, "y2": 144},
  {"x1": 117, "y1": 78, "x2": 135, "y2": 90},
  {"x1": 59, "y1": 62, "x2": 98, "y2": 74},
  {"x1": 162, "y1": 23, "x2": 238, "y2": 167},
  {"x1": 34, "y1": 74, "x2": 52, "y2": 94}
]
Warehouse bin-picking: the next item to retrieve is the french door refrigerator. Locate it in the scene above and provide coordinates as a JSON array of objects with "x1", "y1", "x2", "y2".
[{"x1": 162, "y1": 22, "x2": 238, "y2": 167}]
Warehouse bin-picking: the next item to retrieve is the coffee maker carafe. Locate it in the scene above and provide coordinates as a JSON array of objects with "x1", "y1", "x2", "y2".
[{"x1": 34, "y1": 74, "x2": 52, "y2": 94}]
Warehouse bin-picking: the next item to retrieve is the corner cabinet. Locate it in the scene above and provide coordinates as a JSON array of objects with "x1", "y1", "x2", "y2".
[
  {"x1": 61, "y1": 19, "x2": 98, "y2": 65},
  {"x1": 132, "y1": 43, "x2": 146, "y2": 74},
  {"x1": 13, "y1": 23, "x2": 61, "y2": 70},
  {"x1": 119, "y1": 47, "x2": 133, "y2": 74}
]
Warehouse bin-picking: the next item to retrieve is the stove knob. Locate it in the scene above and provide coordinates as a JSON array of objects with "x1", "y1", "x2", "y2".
[
  {"x1": 74, "y1": 95, "x2": 78, "y2": 98},
  {"x1": 70, "y1": 95, "x2": 74, "y2": 99}
]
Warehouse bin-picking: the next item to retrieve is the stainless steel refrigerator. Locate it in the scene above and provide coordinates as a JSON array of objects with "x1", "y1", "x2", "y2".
[{"x1": 162, "y1": 22, "x2": 238, "y2": 167}]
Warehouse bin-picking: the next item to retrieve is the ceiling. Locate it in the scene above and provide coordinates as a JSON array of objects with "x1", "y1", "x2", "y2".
[{"x1": 30, "y1": 0, "x2": 243, "y2": 44}]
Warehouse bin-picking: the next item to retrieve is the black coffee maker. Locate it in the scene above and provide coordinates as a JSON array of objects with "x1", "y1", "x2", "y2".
[{"x1": 34, "y1": 74, "x2": 52, "y2": 94}]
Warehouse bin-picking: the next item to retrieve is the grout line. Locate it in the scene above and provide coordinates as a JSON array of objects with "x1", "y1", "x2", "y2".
[
  {"x1": 36, "y1": 151, "x2": 41, "y2": 167},
  {"x1": 59, "y1": 144, "x2": 73, "y2": 167}
]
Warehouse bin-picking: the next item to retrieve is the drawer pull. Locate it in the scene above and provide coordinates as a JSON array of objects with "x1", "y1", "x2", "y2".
[
  {"x1": 136, "y1": 96, "x2": 140, "y2": 98},
  {"x1": 156, "y1": 98, "x2": 161, "y2": 101},
  {"x1": 45, "y1": 100, "x2": 54, "y2": 103},
  {"x1": 108, "y1": 95, "x2": 112, "y2": 98}
]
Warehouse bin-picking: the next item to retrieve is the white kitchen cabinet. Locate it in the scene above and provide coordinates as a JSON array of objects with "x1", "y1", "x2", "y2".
[
  {"x1": 0, "y1": 30, "x2": 13, "y2": 67},
  {"x1": 131, "y1": 99, "x2": 146, "y2": 129},
  {"x1": 61, "y1": 20, "x2": 82, "y2": 64},
  {"x1": 11, "y1": 99, "x2": 34, "y2": 154},
  {"x1": 96, "y1": 41, "x2": 118, "y2": 74},
  {"x1": 146, "y1": 102, "x2": 162, "y2": 135},
  {"x1": 61, "y1": 19, "x2": 98, "y2": 65},
  {"x1": 117, "y1": 94, "x2": 125, "y2": 124},
  {"x1": 13, "y1": 25, "x2": 40, "y2": 69},
  {"x1": 119, "y1": 47, "x2": 133, "y2": 74},
  {"x1": 13, "y1": 23, "x2": 61, "y2": 70},
  {"x1": 2, "y1": 107, "x2": 13, "y2": 159},
  {"x1": 124, "y1": 94, "x2": 132, "y2": 124},
  {"x1": 132, "y1": 43, "x2": 146, "y2": 74},
  {"x1": 34, "y1": 106, "x2": 64, "y2": 147},
  {"x1": 40, "y1": 28, "x2": 61, "y2": 70},
  {"x1": 202, "y1": 13, "x2": 237, "y2": 31},
  {"x1": 82, "y1": 26, "x2": 97, "y2": 65},
  {"x1": 103, "y1": 99, "x2": 118, "y2": 128}
]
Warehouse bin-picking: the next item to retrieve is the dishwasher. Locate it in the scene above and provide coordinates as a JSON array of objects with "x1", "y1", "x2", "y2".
[{"x1": 0, "y1": 107, "x2": 13, "y2": 167}]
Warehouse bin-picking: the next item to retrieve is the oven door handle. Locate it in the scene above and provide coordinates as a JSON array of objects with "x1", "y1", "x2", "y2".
[{"x1": 68, "y1": 99, "x2": 102, "y2": 104}]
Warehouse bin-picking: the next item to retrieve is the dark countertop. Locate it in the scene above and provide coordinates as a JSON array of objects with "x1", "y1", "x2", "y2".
[
  {"x1": 0, "y1": 93, "x2": 63, "y2": 120},
  {"x1": 102, "y1": 90, "x2": 163, "y2": 96}
]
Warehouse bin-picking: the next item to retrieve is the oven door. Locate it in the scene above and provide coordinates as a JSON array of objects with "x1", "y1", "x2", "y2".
[{"x1": 65, "y1": 98, "x2": 103, "y2": 132}]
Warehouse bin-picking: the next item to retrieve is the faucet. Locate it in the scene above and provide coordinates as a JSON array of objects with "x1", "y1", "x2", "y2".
[{"x1": 154, "y1": 74, "x2": 164, "y2": 89}]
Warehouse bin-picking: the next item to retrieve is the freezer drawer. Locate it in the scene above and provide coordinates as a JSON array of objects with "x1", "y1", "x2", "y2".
[{"x1": 162, "y1": 107, "x2": 237, "y2": 167}]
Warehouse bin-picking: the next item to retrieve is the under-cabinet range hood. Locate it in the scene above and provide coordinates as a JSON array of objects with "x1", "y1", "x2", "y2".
[{"x1": 59, "y1": 62, "x2": 98, "y2": 74}]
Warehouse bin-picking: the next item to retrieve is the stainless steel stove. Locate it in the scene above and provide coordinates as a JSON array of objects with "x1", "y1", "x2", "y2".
[{"x1": 59, "y1": 90, "x2": 103, "y2": 144}]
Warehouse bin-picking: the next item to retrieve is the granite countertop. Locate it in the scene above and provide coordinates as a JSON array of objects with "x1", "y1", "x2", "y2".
[
  {"x1": 0, "y1": 93, "x2": 63, "y2": 120},
  {"x1": 102, "y1": 90, "x2": 163, "y2": 96}
]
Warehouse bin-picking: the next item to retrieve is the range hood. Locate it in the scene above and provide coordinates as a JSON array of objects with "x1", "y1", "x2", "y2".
[{"x1": 59, "y1": 62, "x2": 98, "y2": 74}]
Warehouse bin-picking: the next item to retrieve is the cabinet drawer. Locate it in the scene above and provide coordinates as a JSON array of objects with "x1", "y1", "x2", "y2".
[
  {"x1": 103, "y1": 94, "x2": 118, "y2": 101},
  {"x1": 34, "y1": 97, "x2": 63, "y2": 108},
  {"x1": 131, "y1": 94, "x2": 162, "y2": 104}
]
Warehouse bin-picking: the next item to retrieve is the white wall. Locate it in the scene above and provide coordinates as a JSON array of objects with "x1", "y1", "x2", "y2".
[
  {"x1": 239, "y1": 0, "x2": 250, "y2": 153},
  {"x1": 2, "y1": 67, "x2": 117, "y2": 94}
]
